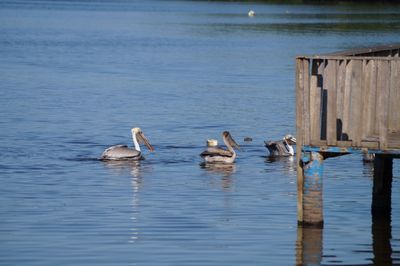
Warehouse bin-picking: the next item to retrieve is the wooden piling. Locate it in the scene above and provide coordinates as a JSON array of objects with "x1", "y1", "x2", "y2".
[
  {"x1": 299, "y1": 152, "x2": 324, "y2": 228},
  {"x1": 372, "y1": 155, "x2": 393, "y2": 218}
]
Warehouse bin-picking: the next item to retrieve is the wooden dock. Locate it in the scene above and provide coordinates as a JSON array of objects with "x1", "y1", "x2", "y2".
[{"x1": 295, "y1": 44, "x2": 400, "y2": 227}]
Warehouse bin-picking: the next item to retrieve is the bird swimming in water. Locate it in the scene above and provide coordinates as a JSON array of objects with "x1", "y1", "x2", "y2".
[
  {"x1": 200, "y1": 131, "x2": 241, "y2": 164},
  {"x1": 100, "y1": 127, "x2": 154, "y2": 160},
  {"x1": 362, "y1": 152, "x2": 375, "y2": 163},
  {"x1": 248, "y1": 10, "x2": 255, "y2": 17},
  {"x1": 264, "y1": 134, "x2": 296, "y2": 157}
]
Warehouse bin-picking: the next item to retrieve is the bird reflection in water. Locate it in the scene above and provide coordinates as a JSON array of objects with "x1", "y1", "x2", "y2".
[
  {"x1": 102, "y1": 160, "x2": 142, "y2": 178},
  {"x1": 101, "y1": 160, "x2": 145, "y2": 243},
  {"x1": 266, "y1": 155, "x2": 296, "y2": 176},
  {"x1": 200, "y1": 162, "x2": 236, "y2": 191}
]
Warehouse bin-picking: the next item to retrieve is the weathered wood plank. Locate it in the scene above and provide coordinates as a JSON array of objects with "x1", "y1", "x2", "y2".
[
  {"x1": 336, "y1": 60, "x2": 346, "y2": 141},
  {"x1": 325, "y1": 59, "x2": 337, "y2": 146},
  {"x1": 360, "y1": 140, "x2": 380, "y2": 149},
  {"x1": 303, "y1": 59, "x2": 311, "y2": 146},
  {"x1": 361, "y1": 60, "x2": 369, "y2": 140},
  {"x1": 342, "y1": 60, "x2": 352, "y2": 141},
  {"x1": 376, "y1": 60, "x2": 391, "y2": 150},
  {"x1": 310, "y1": 59, "x2": 324, "y2": 145},
  {"x1": 336, "y1": 140, "x2": 353, "y2": 147},
  {"x1": 311, "y1": 140, "x2": 328, "y2": 147},
  {"x1": 296, "y1": 58, "x2": 305, "y2": 223},
  {"x1": 387, "y1": 132, "x2": 400, "y2": 148},
  {"x1": 387, "y1": 60, "x2": 400, "y2": 149},
  {"x1": 296, "y1": 58, "x2": 304, "y2": 147},
  {"x1": 361, "y1": 60, "x2": 378, "y2": 139},
  {"x1": 349, "y1": 60, "x2": 363, "y2": 146},
  {"x1": 325, "y1": 44, "x2": 400, "y2": 57},
  {"x1": 388, "y1": 60, "x2": 400, "y2": 134},
  {"x1": 320, "y1": 61, "x2": 328, "y2": 141}
]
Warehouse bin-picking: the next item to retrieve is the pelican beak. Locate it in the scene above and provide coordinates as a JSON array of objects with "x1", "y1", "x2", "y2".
[
  {"x1": 227, "y1": 133, "x2": 241, "y2": 151},
  {"x1": 233, "y1": 141, "x2": 241, "y2": 151},
  {"x1": 138, "y1": 132, "x2": 154, "y2": 152}
]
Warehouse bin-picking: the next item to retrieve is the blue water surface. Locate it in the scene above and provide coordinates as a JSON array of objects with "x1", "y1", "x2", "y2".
[{"x1": 0, "y1": 0, "x2": 399, "y2": 265}]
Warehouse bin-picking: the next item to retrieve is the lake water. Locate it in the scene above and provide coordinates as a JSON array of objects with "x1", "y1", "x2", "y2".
[{"x1": 0, "y1": 0, "x2": 399, "y2": 265}]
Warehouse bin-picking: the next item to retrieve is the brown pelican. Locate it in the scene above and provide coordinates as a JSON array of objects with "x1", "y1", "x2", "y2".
[
  {"x1": 264, "y1": 134, "x2": 296, "y2": 157},
  {"x1": 200, "y1": 131, "x2": 241, "y2": 163},
  {"x1": 100, "y1": 127, "x2": 154, "y2": 160}
]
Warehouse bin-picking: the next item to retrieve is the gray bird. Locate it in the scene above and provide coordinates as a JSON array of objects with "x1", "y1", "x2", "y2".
[
  {"x1": 265, "y1": 134, "x2": 296, "y2": 157},
  {"x1": 100, "y1": 127, "x2": 154, "y2": 160},
  {"x1": 200, "y1": 131, "x2": 241, "y2": 164}
]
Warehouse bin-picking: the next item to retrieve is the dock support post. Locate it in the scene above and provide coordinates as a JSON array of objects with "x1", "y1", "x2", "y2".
[
  {"x1": 298, "y1": 151, "x2": 324, "y2": 228},
  {"x1": 371, "y1": 155, "x2": 393, "y2": 218},
  {"x1": 371, "y1": 155, "x2": 393, "y2": 265}
]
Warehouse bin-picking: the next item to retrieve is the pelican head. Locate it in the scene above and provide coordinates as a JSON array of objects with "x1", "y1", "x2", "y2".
[
  {"x1": 284, "y1": 134, "x2": 297, "y2": 145},
  {"x1": 222, "y1": 131, "x2": 241, "y2": 151},
  {"x1": 207, "y1": 139, "x2": 218, "y2": 147},
  {"x1": 131, "y1": 127, "x2": 154, "y2": 151}
]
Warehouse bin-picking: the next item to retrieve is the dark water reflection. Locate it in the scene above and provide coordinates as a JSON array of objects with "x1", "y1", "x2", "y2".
[
  {"x1": 372, "y1": 215, "x2": 393, "y2": 266},
  {"x1": 296, "y1": 211, "x2": 394, "y2": 266}
]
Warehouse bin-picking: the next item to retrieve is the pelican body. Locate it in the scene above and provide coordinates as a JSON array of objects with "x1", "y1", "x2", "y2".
[
  {"x1": 100, "y1": 127, "x2": 154, "y2": 161},
  {"x1": 264, "y1": 134, "x2": 296, "y2": 157},
  {"x1": 200, "y1": 131, "x2": 240, "y2": 164}
]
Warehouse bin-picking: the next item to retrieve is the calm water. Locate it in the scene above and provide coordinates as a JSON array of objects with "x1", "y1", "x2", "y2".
[{"x1": 1, "y1": 0, "x2": 400, "y2": 265}]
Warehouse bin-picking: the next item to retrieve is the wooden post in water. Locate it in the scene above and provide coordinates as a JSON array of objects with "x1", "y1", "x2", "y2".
[
  {"x1": 371, "y1": 154, "x2": 393, "y2": 265},
  {"x1": 371, "y1": 155, "x2": 393, "y2": 218},
  {"x1": 298, "y1": 151, "x2": 324, "y2": 228}
]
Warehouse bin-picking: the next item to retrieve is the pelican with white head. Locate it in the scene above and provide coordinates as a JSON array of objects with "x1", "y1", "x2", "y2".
[
  {"x1": 264, "y1": 134, "x2": 296, "y2": 157},
  {"x1": 101, "y1": 127, "x2": 154, "y2": 160}
]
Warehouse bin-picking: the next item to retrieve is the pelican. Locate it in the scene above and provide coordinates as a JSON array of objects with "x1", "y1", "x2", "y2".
[
  {"x1": 100, "y1": 127, "x2": 154, "y2": 160},
  {"x1": 200, "y1": 131, "x2": 241, "y2": 163},
  {"x1": 264, "y1": 134, "x2": 296, "y2": 157},
  {"x1": 362, "y1": 152, "x2": 375, "y2": 163}
]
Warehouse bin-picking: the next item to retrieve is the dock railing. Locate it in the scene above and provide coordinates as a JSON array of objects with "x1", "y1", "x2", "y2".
[{"x1": 295, "y1": 44, "x2": 400, "y2": 227}]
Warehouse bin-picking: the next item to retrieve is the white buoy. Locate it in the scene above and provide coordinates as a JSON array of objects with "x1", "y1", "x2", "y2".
[
  {"x1": 248, "y1": 10, "x2": 255, "y2": 17},
  {"x1": 207, "y1": 139, "x2": 218, "y2": 147}
]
